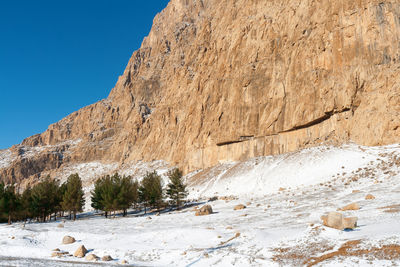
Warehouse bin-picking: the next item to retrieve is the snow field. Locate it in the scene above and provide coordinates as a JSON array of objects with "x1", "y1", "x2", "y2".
[{"x1": 0, "y1": 143, "x2": 399, "y2": 266}]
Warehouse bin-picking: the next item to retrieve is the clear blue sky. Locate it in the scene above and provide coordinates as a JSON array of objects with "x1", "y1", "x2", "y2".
[{"x1": 0, "y1": 0, "x2": 169, "y2": 149}]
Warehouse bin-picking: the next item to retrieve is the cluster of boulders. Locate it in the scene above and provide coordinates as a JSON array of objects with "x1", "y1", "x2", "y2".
[
  {"x1": 51, "y1": 235, "x2": 126, "y2": 264},
  {"x1": 194, "y1": 201, "x2": 250, "y2": 217},
  {"x1": 193, "y1": 200, "x2": 251, "y2": 219},
  {"x1": 196, "y1": 194, "x2": 373, "y2": 234}
]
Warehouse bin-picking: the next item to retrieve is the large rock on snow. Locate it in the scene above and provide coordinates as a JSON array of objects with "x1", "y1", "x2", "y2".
[
  {"x1": 342, "y1": 217, "x2": 358, "y2": 229},
  {"x1": 86, "y1": 254, "x2": 99, "y2": 261},
  {"x1": 322, "y1": 212, "x2": 343, "y2": 230},
  {"x1": 62, "y1": 235, "x2": 75, "y2": 244},
  {"x1": 365, "y1": 194, "x2": 376, "y2": 200},
  {"x1": 195, "y1": 205, "x2": 213, "y2": 216},
  {"x1": 234, "y1": 204, "x2": 246, "y2": 210},
  {"x1": 51, "y1": 251, "x2": 68, "y2": 257},
  {"x1": 339, "y1": 202, "x2": 360, "y2": 211},
  {"x1": 74, "y1": 245, "x2": 88, "y2": 258},
  {"x1": 321, "y1": 211, "x2": 358, "y2": 230},
  {"x1": 101, "y1": 255, "x2": 113, "y2": 261}
]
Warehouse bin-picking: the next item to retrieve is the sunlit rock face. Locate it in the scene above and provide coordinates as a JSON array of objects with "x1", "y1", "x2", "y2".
[{"x1": 1, "y1": 0, "x2": 400, "y2": 184}]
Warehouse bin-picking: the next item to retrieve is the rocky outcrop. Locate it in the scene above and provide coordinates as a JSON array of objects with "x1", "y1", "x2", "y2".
[
  {"x1": 1, "y1": 0, "x2": 400, "y2": 183},
  {"x1": 195, "y1": 205, "x2": 213, "y2": 216}
]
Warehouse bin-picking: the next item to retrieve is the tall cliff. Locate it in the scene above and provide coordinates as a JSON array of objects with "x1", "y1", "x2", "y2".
[{"x1": 1, "y1": 0, "x2": 400, "y2": 184}]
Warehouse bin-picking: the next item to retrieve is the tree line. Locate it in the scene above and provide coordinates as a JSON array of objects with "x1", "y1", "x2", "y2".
[
  {"x1": 0, "y1": 173, "x2": 84, "y2": 224},
  {"x1": 90, "y1": 168, "x2": 187, "y2": 217},
  {"x1": 0, "y1": 168, "x2": 187, "y2": 224}
]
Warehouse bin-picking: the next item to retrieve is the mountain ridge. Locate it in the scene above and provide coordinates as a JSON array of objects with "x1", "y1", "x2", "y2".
[{"x1": 1, "y1": 0, "x2": 400, "y2": 184}]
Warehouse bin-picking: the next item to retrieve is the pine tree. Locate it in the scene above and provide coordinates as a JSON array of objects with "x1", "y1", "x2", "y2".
[
  {"x1": 91, "y1": 177, "x2": 106, "y2": 213},
  {"x1": 57, "y1": 182, "x2": 67, "y2": 218},
  {"x1": 108, "y1": 174, "x2": 120, "y2": 217},
  {"x1": 0, "y1": 182, "x2": 5, "y2": 222},
  {"x1": 61, "y1": 173, "x2": 85, "y2": 220},
  {"x1": 117, "y1": 175, "x2": 137, "y2": 217},
  {"x1": 0, "y1": 185, "x2": 20, "y2": 224},
  {"x1": 91, "y1": 174, "x2": 139, "y2": 218},
  {"x1": 20, "y1": 186, "x2": 33, "y2": 224},
  {"x1": 31, "y1": 176, "x2": 60, "y2": 222},
  {"x1": 97, "y1": 174, "x2": 119, "y2": 217},
  {"x1": 166, "y1": 168, "x2": 188, "y2": 210},
  {"x1": 139, "y1": 171, "x2": 163, "y2": 212},
  {"x1": 91, "y1": 175, "x2": 116, "y2": 218}
]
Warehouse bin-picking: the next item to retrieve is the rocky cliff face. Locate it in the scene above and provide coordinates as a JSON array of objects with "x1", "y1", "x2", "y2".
[{"x1": 1, "y1": 0, "x2": 400, "y2": 184}]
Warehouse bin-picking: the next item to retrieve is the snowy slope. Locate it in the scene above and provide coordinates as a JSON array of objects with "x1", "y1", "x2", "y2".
[
  {"x1": 187, "y1": 144, "x2": 397, "y2": 198},
  {"x1": 0, "y1": 149, "x2": 16, "y2": 169},
  {"x1": 0, "y1": 143, "x2": 399, "y2": 266}
]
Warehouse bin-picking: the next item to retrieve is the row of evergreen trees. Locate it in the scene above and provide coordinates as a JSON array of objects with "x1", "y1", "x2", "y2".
[
  {"x1": 90, "y1": 168, "x2": 188, "y2": 217},
  {"x1": 0, "y1": 168, "x2": 187, "y2": 224},
  {"x1": 91, "y1": 173, "x2": 139, "y2": 217},
  {"x1": 0, "y1": 174, "x2": 85, "y2": 224}
]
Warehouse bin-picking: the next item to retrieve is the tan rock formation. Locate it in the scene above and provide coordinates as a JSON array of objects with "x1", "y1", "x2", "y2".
[
  {"x1": 339, "y1": 202, "x2": 360, "y2": 211},
  {"x1": 86, "y1": 254, "x2": 99, "y2": 261},
  {"x1": 321, "y1": 211, "x2": 358, "y2": 230},
  {"x1": 1, "y1": 0, "x2": 400, "y2": 183},
  {"x1": 365, "y1": 194, "x2": 376, "y2": 200},
  {"x1": 234, "y1": 204, "x2": 246, "y2": 210},
  {"x1": 101, "y1": 255, "x2": 113, "y2": 261},
  {"x1": 74, "y1": 245, "x2": 88, "y2": 258},
  {"x1": 62, "y1": 236, "x2": 76, "y2": 244},
  {"x1": 195, "y1": 204, "x2": 213, "y2": 216},
  {"x1": 343, "y1": 217, "x2": 358, "y2": 229},
  {"x1": 51, "y1": 251, "x2": 68, "y2": 257}
]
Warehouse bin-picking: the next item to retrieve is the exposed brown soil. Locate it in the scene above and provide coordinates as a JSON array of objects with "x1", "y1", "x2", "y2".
[
  {"x1": 307, "y1": 240, "x2": 400, "y2": 266},
  {"x1": 273, "y1": 237, "x2": 400, "y2": 266}
]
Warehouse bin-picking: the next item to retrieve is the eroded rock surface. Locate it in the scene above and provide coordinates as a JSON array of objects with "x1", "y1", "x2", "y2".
[{"x1": 1, "y1": 0, "x2": 400, "y2": 184}]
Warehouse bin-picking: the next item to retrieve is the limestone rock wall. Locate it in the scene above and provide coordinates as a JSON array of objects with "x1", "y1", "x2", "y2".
[{"x1": 1, "y1": 0, "x2": 400, "y2": 183}]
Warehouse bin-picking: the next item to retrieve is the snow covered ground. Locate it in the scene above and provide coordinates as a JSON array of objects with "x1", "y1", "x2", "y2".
[{"x1": 0, "y1": 143, "x2": 400, "y2": 266}]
